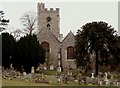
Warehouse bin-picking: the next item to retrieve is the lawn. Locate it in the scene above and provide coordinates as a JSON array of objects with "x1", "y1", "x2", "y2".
[
  {"x1": 1, "y1": 71, "x2": 120, "y2": 88},
  {"x1": 2, "y1": 79, "x2": 52, "y2": 86},
  {"x1": 2, "y1": 79, "x2": 119, "y2": 88}
]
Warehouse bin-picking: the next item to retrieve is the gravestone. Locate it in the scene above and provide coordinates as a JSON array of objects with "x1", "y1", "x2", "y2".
[
  {"x1": 56, "y1": 73, "x2": 61, "y2": 83},
  {"x1": 23, "y1": 72, "x2": 27, "y2": 79},
  {"x1": 31, "y1": 67, "x2": 34, "y2": 74},
  {"x1": 26, "y1": 73, "x2": 32, "y2": 79},
  {"x1": 70, "y1": 71, "x2": 72, "y2": 76},
  {"x1": 35, "y1": 75, "x2": 48, "y2": 83},
  {"x1": 10, "y1": 64, "x2": 13, "y2": 70},
  {"x1": 31, "y1": 66, "x2": 35, "y2": 80},
  {"x1": 64, "y1": 74, "x2": 68, "y2": 84},
  {"x1": 43, "y1": 66, "x2": 47, "y2": 70},
  {"x1": 104, "y1": 72, "x2": 108, "y2": 81},
  {"x1": 57, "y1": 66, "x2": 61, "y2": 72},
  {"x1": 104, "y1": 72, "x2": 109, "y2": 85},
  {"x1": 67, "y1": 71, "x2": 70, "y2": 75},
  {"x1": 16, "y1": 72, "x2": 21, "y2": 80},
  {"x1": 39, "y1": 64, "x2": 44, "y2": 70},
  {"x1": 117, "y1": 82, "x2": 120, "y2": 87},
  {"x1": 91, "y1": 73, "x2": 95, "y2": 78},
  {"x1": 50, "y1": 65, "x2": 54, "y2": 70},
  {"x1": 36, "y1": 67, "x2": 40, "y2": 71},
  {"x1": 77, "y1": 73, "x2": 82, "y2": 84}
]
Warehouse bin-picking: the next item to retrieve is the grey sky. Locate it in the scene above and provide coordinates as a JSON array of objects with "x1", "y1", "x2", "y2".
[{"x1": 1, "y1": 2, "x2": 118, "y2": 37}]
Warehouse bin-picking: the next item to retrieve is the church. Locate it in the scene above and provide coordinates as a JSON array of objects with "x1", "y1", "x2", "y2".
[{"x1": 37, "y1": 3, "x2": 76, "y2": 70}]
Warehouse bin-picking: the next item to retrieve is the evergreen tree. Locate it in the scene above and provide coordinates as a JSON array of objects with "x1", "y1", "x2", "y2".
[
  {"x1": 13, "y1": 34, "x2": 45, "y2": 73},
  {"x1": 2, "y1": 33, "x2": 16, "y2": 68},
  {"x1": 75, "y1": 21, "x2": 119, "y2": 76}
]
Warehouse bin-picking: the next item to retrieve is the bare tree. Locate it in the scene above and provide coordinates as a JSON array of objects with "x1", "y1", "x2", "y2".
[
  {"x1": 0, "y1": 10, "x2": 9, "y2": 32},
  {"x1": 12, "y1": 29, "x2": 26, "y2": 40},
  {"x1": 20, "y1": 11, "x2": 36, "y2": 35}
]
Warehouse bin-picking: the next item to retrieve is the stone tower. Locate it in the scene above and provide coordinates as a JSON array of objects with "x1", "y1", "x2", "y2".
[{"x1": 37, "y1": 3, "x2": 60, "y2": 39}]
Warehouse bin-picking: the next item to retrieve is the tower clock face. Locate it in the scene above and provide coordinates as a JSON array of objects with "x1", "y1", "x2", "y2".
[{"x1": 46, "y1": 16, "x2": 51, "y2": 22}]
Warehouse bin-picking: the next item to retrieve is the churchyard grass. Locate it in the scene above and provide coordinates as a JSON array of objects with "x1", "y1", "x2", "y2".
[
  {"x1": 2, "y1": 78, "x2": 51, "y2": 86},
  {"x1": 36, "y1": 69, "x2": 82, "y2": 76},
  {"x1": 2, "y1": 69, "x2": 120, "y2": 87},
  {"x1": 36, "y1": 70, "x2": 57, "y2": 75},
  {"x1": 2, "y1": 78, "x2": 119, "y2": 88}
]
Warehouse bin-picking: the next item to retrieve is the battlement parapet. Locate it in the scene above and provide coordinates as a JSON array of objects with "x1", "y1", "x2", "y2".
[
  {"x1": 44, "y1": 8, "x2": 59, "y2": 12},
  {"x1": 38, "y1": 3, "x2": 59, "y2": 12}
]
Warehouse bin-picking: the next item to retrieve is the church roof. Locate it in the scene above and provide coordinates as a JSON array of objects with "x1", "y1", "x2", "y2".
[
  {"x1": 37, "y1": 28, "x2": 60, "y2": 43},
  {"x1": 62, "y1": 31, "x2": 75, "y2": 43}
]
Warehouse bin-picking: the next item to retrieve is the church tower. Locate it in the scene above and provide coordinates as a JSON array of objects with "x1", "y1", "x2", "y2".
[
  {"x1": 37, "y1": 2, "x2": 76, "y2": 69},
  {"x1": 37, "y1": 3, "x2": 60, "y2": 39}
]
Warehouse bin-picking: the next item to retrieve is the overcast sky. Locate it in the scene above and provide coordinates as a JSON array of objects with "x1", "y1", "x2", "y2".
[{"x1": 1, "y1": 2, "x2": 118, "y2": 37}]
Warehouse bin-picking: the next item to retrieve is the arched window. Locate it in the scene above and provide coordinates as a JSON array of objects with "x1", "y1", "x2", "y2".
[
  {"x1": 41, "y1": 41, "x2": 49, "y2": 53},
  {"x1": 67, "y1": 46, "x2": 74, "y2": 59}
]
